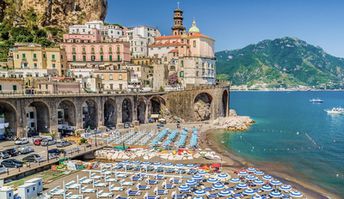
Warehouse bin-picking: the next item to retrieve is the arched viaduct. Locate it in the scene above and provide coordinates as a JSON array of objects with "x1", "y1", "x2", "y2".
[{"x1": 0, "y1": 85, "x2": 229, "y2": 138}]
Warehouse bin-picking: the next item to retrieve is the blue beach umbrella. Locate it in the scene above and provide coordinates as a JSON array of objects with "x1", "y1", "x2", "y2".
[
  {"x1": 270, "y1": 180, "x2": 282, "y2": 186},
  {"x1": 238, "y1": 171, "x2": 248, "y2": 176},
  {"x1": 262, "y1": 175, "x2": 273, "y2": 181},
  {"x1": 194, "y1": 189, "x2": 206, "y2": 196},
  {"x1": 245, "y1": 175, "x2": 257, "y2": 181},
  {"x1": 247, "y1": 168, "x2": 256, "y2": 173},
  {"x1": 279, "y1": 184, "x2": 292, "y2": 192},
  {"x1": 187, "y1": 164, "x2": 195, "y2": 168},
  {"x1": 289, "y1": 190, "x2": 303, "y2": 198},
  {"x1": 269, "y1": 190, "x2": 283, "y2": 198},
  {"x1": 243, "y1": 188, "x2": 256, "y2": 196},
  {"x1": 253, "y1": 179, "x2": 264, "y2": 186},
  {"x1": 198, "y1": 170, "x2": 207, "y2": 175},
  {"x1": 212, "y1": 182, "x2": 225, "y2": 190},
  {"x1": 207, "y1": 178, "x2": 219, "y2": 184},
  {"x1": 261, "y1": 185, "x2": 273, "y2": 192},
  {"x1": 251, "y1": 195, "x2": 262, "y2": 199},
  {"x1": 193, "y1": 197, "x2": 204, "y2": 199},
  {"x1": 218, "y1": 190, "x2": 232, "y2": 197},
  {"x1": 236, "y1": 183, "x2": 248, "y2": 189},
  {"x1": 254, "y1": 170, "x2": 265, "y2": 176},
  {"x1": 192, "y1": 174, "x2": 203, "y2": 181},
  {"x1": 178, "y1": 184, "x2": 190, "y2": 191},
  {"x1": 176, "y1": 163, "x2": 184, "y2": 167},
  {"x1": 164, "y1": 162, "x2": 173, "y2": 166},
  {"x1": 186, "y1": 179, "x2": 198, "y2": 186},
  {"x1": 217, "y1": 173, "x2": 230, "y2": 179},
  {"x1": 229, "y1": 178, "x2": 240, "y2": 183}
]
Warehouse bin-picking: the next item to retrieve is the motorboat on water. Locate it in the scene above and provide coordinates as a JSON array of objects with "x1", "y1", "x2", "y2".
[
  {"x1": 309, "y1": 98, "x2": 324, "y2": 103},
  {"x1": 324, "y1": 107, "x2": 344, "y2": 115}
]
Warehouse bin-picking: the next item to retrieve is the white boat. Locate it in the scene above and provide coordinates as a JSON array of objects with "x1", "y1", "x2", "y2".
[
  {"x1": 310, "y1": 98, "x2": 324, "y2": 103},
  {"x1": 324, "y1": 107, "x2": 344, "y2": 115}
]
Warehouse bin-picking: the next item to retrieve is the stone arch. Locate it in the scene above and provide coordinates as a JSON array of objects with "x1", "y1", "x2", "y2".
[
  {"x1": 82, "y1": 99, "x2": 98, "y2": 129},
  {"x1": 194, "y1": 92, "x2": 213, "y2": 121},
  {"x1": 222, "y1": 90, "x2": 229, "y2": 117},
  {"x1": 0, "y1": 101, "x2": 17, "y2": 139},
  {"x1": 57, "y1": 99, "x2": 76, "y2": 127},
  {"x1": 26, "y1": 101, "x2": 50, "y2": 135},
  {"x1": 137, "y1": 97, "x2": 147, "y2": 124},
  {"x1": 104, "y1": 98, "x2": 117, "y2": 128},
  {"x1": 122, "y1": 98, "x2": 133, "y2": 123},
  {"x1": 149, "y1": 96, "x2": 166, "y2": 115}
]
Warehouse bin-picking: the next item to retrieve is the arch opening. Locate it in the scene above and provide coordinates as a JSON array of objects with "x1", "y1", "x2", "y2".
[
  {"x1": 122, "y1": 98, "x2": 132, "y2": 124},
  {"x1": 194, "y1": 92, "x2": 213, "y2": 121},
  {"x1": 222, "y1": 90, "x2": 229, "y2": 117},
  {"x1": 104, "y1": 99, "x2": 117, "y2": 128},
  {"x1": 58, "y1": 100, "x2": 76, "y2": 136},
  {"x1": 137, "y1": 99, "x2": 146, "y2": 124},
  {"x1": 0, "y1": 102, "x2": 17, "y2": 140},
  {"x1": 26, "y1": 101, "x2": 50, "y2": 136},
  {"x1": 82, "y1": 100, "x2": 98, "y2": 129},
  {"x1": 150, "y1": 96, "x2": 166, "y2": 115}
]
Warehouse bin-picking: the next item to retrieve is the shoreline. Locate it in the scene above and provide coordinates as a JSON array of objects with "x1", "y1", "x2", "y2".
[
  {"x1": 202, "y1": 128, "x2": 340, "y2": 199},
  {"x1": 230, "y1": 89, "x2": 344, "y2": 92}
]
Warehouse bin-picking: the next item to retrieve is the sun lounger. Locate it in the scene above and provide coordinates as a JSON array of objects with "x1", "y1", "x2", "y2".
[
  {"x1": 171, "y1": 191, "x2": 186, "y2": 199},
  {"x1": 132, "y1": 176, "x2": 142, "y2": 181},
  {"x1": 97, "y1": 190, "x2": 114, "y2": 198},
  {"x1": 127, "y1": 189, "x2": 141, "y2": 196},
  {"x1": 121, "y1": 181, "x2": 134, "y2": 186},
  {"x1": 154, "y1": 187, "x2": 168, "y2": 195},
  {"x1": 81, "y1": 187, "x2": 95, "y2": 193},
  {"x1": 109, "y1": 186, "x2": 124, "y2": 191},
  {"x1": 147, "y1": 180, "x2": 158, "y2": 185},
  {"x1": 137, "y1": 184, "x2": 150, "y2": 190}
]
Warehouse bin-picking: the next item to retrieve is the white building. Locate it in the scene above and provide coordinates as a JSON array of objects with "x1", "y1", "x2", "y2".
[
  {"x1": 25, "y1": 178, "x2": 43, "y2": 194},
  {"x1": 0, "y1": 187, "x2": 14, "y2": 199},
  {"x1": 17, "y1": 183, "x2": 37, "y2": 199},
  {"x1": 127, "y1": 26, "x2": 161, "y2": 58}
]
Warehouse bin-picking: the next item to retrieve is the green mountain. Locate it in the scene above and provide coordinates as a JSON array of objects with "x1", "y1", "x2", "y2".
[{"x1": 216, "y1": 37, "x2": 344, "y2": 89}]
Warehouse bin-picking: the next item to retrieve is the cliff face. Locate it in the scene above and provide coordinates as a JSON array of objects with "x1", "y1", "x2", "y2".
[{"x1": 2, "y1": 0, "x2": 107, "y2": 30}]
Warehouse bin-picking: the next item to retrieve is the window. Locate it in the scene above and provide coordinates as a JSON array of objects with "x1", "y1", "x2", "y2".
[
  {"x1": 27, "y1": 188, "x2": 29, "y2": 193},
  {"x1": 91, "y1": 47, "x2": 95, "y2": 53},
  {"x1": 82, "y1": 47, "x2": 86, "y2": 52},
  {"x1": 109, "y1": 47, "x2": 112, "y2": 52},
  {"x1": 30, "y1": 112, "x2": 34, "y2": 118},
  {"x1": 22, "y1": 53, "x2": 26, "y2": 59},
  {"x1": 12, "y1": 85, "x2": 17, "y2": 91},
  {"x1": 72, "y1": 47, "x2": 76, "y2": 53},
  {"x1": 119, "y1": 74, "x2": 122, "y2": 80},
  {"x1": 52, "y1": 54, "x2": 55, "y2": 60},
  {"x1": 109, "y1": 74, "x2": 113, "y2": 80},
  {"x1": 91, "y1": 56, "x2": 95, "y2": 61},
  {"x1": 34, "y1": 63, "x2": 37, "y2": 68},
  {"x1": 117, "y1": 55, "x2": 120, "y2": 61},
  {"x1": 0, "y1": 85, "x2": 2, "y2": 91},
  {"x1": 109, "y1": 55, "x2": 112, "y2": 61},
  {"x1": 83, "y1": 55, "x2": 86, "y2": 62},
  {"x1": 193, "y1": 40, "x2": 196, "y2": 48},
  {"x1": 119, "y1": 84, "x2": 122, "y2": 90},
  {"x1": 179, "y1": 71, "x2": 184, "y2": 77},
  {"x1": 16, "y1": 54, "x2": 19, "y2": 59},
  {"x1": 100, "y1": 55, "x2": 103, "y2": 61},
  {"x1": 33, "y1": 53, "x2": 37, "y2": 59},
  {"x1": 73, "y1": 55, "x2": 76, "y2": 62},
  {"x1": 52, "y1": 64, "x2": 56, "y2": 68}
]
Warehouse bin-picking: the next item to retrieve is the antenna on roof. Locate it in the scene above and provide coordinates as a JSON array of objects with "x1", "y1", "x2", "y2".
[{"x1": 177, "y1": 1, "x2": 180, "y2": 9}]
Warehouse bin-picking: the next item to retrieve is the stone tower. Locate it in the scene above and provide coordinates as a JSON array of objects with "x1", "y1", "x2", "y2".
[{"x1": 172, "y1": 5, "x2": 186, "y2": 36}]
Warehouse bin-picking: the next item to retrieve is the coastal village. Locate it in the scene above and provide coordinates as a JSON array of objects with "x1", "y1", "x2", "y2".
[{"x1": 0, "y1": 3, "x2": 336, "y2": 199}]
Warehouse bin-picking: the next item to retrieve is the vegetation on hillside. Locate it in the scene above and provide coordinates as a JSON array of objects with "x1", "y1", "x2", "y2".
[{"x1": 216, "y1": 37, "x2": 344, "y2": 89}]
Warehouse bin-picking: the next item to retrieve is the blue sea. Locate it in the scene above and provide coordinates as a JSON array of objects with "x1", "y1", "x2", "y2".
[{"x1": 224, "y1": 91, "x2": 344, "y2": 196}]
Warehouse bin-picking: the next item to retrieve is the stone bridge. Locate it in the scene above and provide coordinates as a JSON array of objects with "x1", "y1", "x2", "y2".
[{"x1": 0, "y1": 85, "x2": 229, "y2": 138}]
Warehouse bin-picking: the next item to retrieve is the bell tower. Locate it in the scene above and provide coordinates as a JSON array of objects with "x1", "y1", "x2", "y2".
[{"x1": 172, "y1": 2, "x2": 186, "y2": 36}]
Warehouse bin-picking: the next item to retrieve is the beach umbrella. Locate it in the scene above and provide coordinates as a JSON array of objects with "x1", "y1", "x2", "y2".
[
  {"x1": 270, "y1": 180, "x2": 282, "y2": 186},
  {"x1": 247, "y1": 168, "x2": 256, "y2": 173},
  {"x1": 212, "y1": 182, "x2": 225, "y2": 190},
  {"x1": 279, "y1": 184, "x2": 292, "y2": 192},
  {"x1": 262, "y1": 175, "x2": 273, "y2": 181},
  {"x1": 194, "y1": 189, "x2": 206, "y2": 196},
  {"x1": 192, "y1": 174, "x2": 203, "y2": 181},
  {"x1": 187, "y1": 164, "x2": 195, "y2": 168},
  {"x1": 193, "y1": 197, "x2": 204, "y2": 199},
  {"x1": 238, "y1": 171, "x2": 248, "y2": 176},
  {"x1": 253, "y1": 179, "x2": 264, "y2": 186},
  {"x1": 269, "y1": 190, "x2": 283, "y2": 198},
  {"x1": 236, "y1": 183, "x2": 248, "y2": 189},
  {"x1": 186, "y1": 179, "x2": 198, "y2": 186},
  {"x1": 254, "y1": 170, "x2": 265, "y2": 176},
  {"x1": 207, "y1": 178, "x2": 219, "y2": 184},
  {"x1": 176, "y1": 163, "x2": 184, "y2": 167},
  {"x1": 197, "y1": 170, "x2": 207, "y2": 175},
  {"x1": 261, "y1": 185, "x2": 273, "y2": 192},
  {"x1": 229, "y1": 178, "x2": 240, "y2": 183},
  {"x1": 218, "y1": 190, "x2": 232, "y2": 197},
  {"x1": 289, "y1": 190, "x2": 303, "y2": 198},
  {"x1": 245, "y1": 175, "x2": 257, "y2": 181},
  {"x1": 243, "y1": 189, "x2": 256, "y2": 196},
  {"x1": 217, "y1": 173, "x2": 230, "y2": 179},
  {"x1": 251, "y1": 195, "x2": 262, "y2": 199},
  {"x1": 178, "y1": 184, "x2": 190, "y2": 191}
]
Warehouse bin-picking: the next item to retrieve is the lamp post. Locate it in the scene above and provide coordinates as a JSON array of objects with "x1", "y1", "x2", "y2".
[
  {"x1": 47, "y1": 144, "x2": 49, "y2": 162},
  {"x1": 94, "y1": 127, "x2": 97, "y2": 147}
]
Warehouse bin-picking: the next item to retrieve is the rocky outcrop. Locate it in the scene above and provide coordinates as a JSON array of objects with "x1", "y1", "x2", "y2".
[
  {"x1": 212, "y1": 109, "x2": 255, "y2": 131},
  {"x1": 160, "y1": 104, "x2": 185, "y2": 123},
  {"x1": 194, "y1": 100, "x2": 211, "y2": 121},
  {"x1": 2, "y1": 0, "x2": 107, "y2": 30}
]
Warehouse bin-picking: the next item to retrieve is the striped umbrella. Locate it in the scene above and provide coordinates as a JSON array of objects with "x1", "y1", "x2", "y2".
[
  {"x1": 212, "y1": 182, "x2": 225, "y2": 190},
  {"x1": 229, "y1": 178, "x2": 240, "y2": 183},
  {"x1": 279, "y1": 184, "x2": 292, "y2": 192},
  {"x1": 270, "y1": 180, "x2": 282, "y2": 186},
  {"x1": 245, "y1": 175, "x2": 257, "y2": 181},
  {"x1": 193, "y1": 197, "x2": 204, "y2": 199},
  {"x1": 186, "y1": 179, "x2": 198, "y2": 186},
  {"x1": 178, "y1": 184, "x2": 190, "y2": 191},
  {"x1": 251, "y1": 195, "x2": 262, "y2": 199},
  {"x1": 243, "y1": 188, "x2": 256, "y2": 196},
  {"x1": 289, "y1": 190, "x2": 303, "y2": 198},
  {"x1": 247, "y1": 168, "x2": 256, "y2": 173},
  {"x1": 218, "y1": 190, "x2": 232, "y2": 197},
  {"x1": 198, "y1": 170, "x2": 207, "y2": 175},
  {"x1": 192, "y1": 174, "x2": 203, "y2": 181},
  {"x1": 176, "y1": 163, "x2": 184, "y2": 167},
  {"x1": 262, "y1": 175, "x2": 273, "y2": 181},
  {"x1": 217, "y1": 173, "x2": 230, "y2": 179},
  {"x1": 238, "y1": 171, "x2": 248, "y2": 176},
  {"x1": 194, "y1": 189, "x2": 206, "y2": 196},
  {"x1": 261, "y1": 185, "x2": 273, "y2": 192},
  {"x1": 207, "y1": 178, "x2": 218, "y2": 184},
  {"x1": 269, "y1": 190, "x2": 283, "y2": 198},
  {"x1": 254, "y1": 170, "x2": 265, "y2": 176},
  {"x1": 164, "y1": 162, "x2": 173, "y2": 166},
  {"x1": 186, "y1": 164, "x2": 195, "y2": 168},
  {"x1": 253, "y1": 179, "x2": 264, "y2": 186},
  {"x1": 236, "y1": 183, "x2": 248, "y2": 189}
]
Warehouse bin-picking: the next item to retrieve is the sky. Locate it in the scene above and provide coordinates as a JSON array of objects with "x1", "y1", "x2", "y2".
[{"x1": 106, "y1": 0, "x2": 344, "y2": 57}]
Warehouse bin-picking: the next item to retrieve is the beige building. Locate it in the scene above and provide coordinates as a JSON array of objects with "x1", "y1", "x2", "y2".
[
  {"x1": 11, "y1": 43, "x2": 67, "y2": 77},
  {"x1": 30, "y1": 77, "x2": 80, "y2": 94},
  {"x1": 0, "y1": 78, "x2": 24, "y2": 94},
  {"x1": 93, "y1": 69, "x2": 129, "y2": 92}
]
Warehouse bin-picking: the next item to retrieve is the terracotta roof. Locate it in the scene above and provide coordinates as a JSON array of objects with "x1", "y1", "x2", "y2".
[
  {"x1": 155, "y1": 33, "x2": 214, "y2": 41},
  {"x1": 149, "y1": 42, "x2": 189, "y2": 48},
  {"x1": 169, "y1": 49, "x2": 179, "y2": 53}
]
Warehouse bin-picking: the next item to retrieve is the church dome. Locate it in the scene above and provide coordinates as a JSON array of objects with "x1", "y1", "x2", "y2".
[{"x1": 189, "y1": 20, "x2": 200, "y2": 33}]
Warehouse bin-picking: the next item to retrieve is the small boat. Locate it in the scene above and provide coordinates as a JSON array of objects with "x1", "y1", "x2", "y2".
[
  {"x1": 309, "y1": 98, "x2": 324, "y2": 103},
  {"x1": 324, "y1": 107, "x2": 344, "y2": 115}
]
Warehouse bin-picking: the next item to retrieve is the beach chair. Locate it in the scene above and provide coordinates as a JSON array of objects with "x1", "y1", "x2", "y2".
[
  {"x1": 81, "y1": 186, "x2": 95, "y2": 193},
  {"x1": 171, "y1": 191, "x2": 186, "y2": 199},
  {"x1": 144, "y1": 192, "x2": 161, "y2": 199},
  {"x1": 121, "y1": 180, "x2": 134, "y2": 186},
  {"x1": 154, "y1": 187, "x2": 168, "y2": 195},
  {"x1": 132, "y1": 175, "x2": 142, "y2": 181},
  {"x1": 127, "y1": 189, "x2": 141, "y2": 196},
  {"x1": 147, "y1": 179, "x2": 158, "y2": 185},
  {"x1": 155, "y1": 174, "x2": 166, "y2": 180},
  {"x1": 109, "y1": 185, "x2": 124, "y2": 191},
  {"x1": 169, "y1": 178, "x2": 182, "y2": 184},
  {"x1": 162, "y1": 181, "x2": 175, "y2": 189},
  {"x1": 97, "y1": 190, "x2": 114, "y2": 198},
  {"x1": 137, "y1": 183, "x2": 151, "y2": 190},
  {"x1": 115, "y1": 196, "x2": 130, "y2": 199}
]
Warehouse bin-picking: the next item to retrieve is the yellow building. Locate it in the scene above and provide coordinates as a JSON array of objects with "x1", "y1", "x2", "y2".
[
  {"x1": 93, "y1": 69, "x2": 129, "y2": 92},
  {"x1": 11, "y1": 43, "x2": 67, "y2": 76}
]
